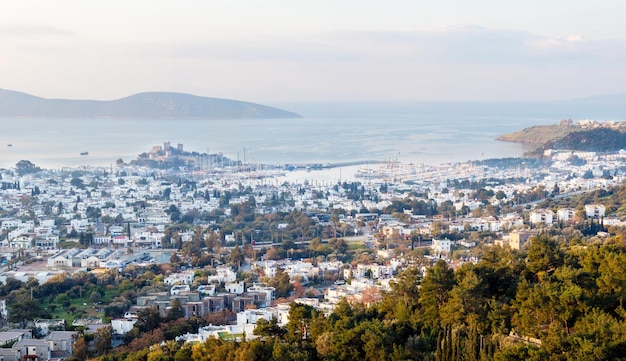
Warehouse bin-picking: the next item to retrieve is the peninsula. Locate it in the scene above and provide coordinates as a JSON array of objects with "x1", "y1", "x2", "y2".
[
  {"x1": 0, "y1": 89, "x2": 301, "y2": 119},
  {"x1": 496, "y1": 120, "x2": 577, "y2": 145},
  {"x1": 497, "y1": 119, "x2": 626, "y2": 154}
]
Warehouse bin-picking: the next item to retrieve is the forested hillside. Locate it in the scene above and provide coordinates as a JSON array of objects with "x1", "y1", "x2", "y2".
[
  {"x1": 500, "y1": 123, "x2": 626, "y2": 156},
  {"x1": 547, "y1": 128, "x2": 626, "y2": 152},
  {"x1": 86, "y1": 234, "x2": 626, "y2": 361}
]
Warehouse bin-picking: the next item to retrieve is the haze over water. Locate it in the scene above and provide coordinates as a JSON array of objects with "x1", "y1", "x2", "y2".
[{"x1": 0, "y1": 101, "x2": 623, "y2": 170}]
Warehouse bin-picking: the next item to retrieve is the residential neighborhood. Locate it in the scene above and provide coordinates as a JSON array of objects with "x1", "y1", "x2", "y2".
[{"x1": 0, "y1": 144, "x2": 625, "y2": 359}]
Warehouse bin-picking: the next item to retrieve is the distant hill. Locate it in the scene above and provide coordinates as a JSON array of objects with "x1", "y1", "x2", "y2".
[
  {"x1": 497, "y1": 91, "x2": 626, "y2": 147},
  {"x1": 496, "y1": 124, "x2": 576, "y2": 145},
  {"x1": 566, "y1": 92, "x2": 626, "y2": 106},
  {"x1": 0, "y1": 89, "x2": 301, "y2": 119},
  {"x1": 498, "y1": 120, "x2": 626, "y2": 155}
]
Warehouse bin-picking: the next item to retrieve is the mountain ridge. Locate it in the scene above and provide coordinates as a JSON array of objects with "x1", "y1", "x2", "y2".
[
  {"x1": 0, "y1": 89, "x2": 301, "y2": 119},
  {"x1": 565, "y1": 92, "x2": 626, "y2": 105}
]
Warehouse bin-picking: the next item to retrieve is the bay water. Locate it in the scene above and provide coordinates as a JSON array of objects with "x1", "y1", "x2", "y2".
[{"x1": 0, "y1": 101, "x2": 623, "y2": 171}]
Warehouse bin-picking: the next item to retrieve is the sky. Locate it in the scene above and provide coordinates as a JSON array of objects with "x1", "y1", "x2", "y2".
[{"x1": 1, "y1": 0, "x2": 626, "y2": 103}]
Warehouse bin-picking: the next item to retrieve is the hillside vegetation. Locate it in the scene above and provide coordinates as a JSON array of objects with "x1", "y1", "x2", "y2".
[
  {"x1": 496, "y1": 124, "x2": 576, "y2": 145},
  {"x1": 549, "y1": 128, "x2": 626, "y2": 152},
  {"x1": 498, "y1": 121, "x2": 626, "y2": 154},
  {"x1": 90, "y1": 236, "x2": 626, "y2": 361}
]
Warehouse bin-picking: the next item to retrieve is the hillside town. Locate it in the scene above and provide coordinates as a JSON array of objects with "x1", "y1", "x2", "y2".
[{"x1": 0, "y1": 143, "x2": 625, "y2": 360}]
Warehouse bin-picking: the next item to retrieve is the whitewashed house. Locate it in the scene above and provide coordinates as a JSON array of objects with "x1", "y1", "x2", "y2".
[
  {"x1": 585, "y1": 204, "x2": 606, "y2": 218},
  {"x1": 431, "y1": 238, "x2": 451, "y2": 255},
  {"x1": 529, "y1": 209, "x2": 554, "y2": 226}
]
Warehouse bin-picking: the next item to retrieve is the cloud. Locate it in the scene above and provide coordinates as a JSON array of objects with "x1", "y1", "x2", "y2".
[
  {"x1": 3, "y1": 23, "x2": 626, "y2": 102},
  {"x1": 119, "y1": 25, "x2": 626, "y2": 67},
  {"x1": 0, "y1": 24, "x2": 76, "y2": 38},
  {"x1": 333, "y1": 26, "x2": 626, "y2": 66}
]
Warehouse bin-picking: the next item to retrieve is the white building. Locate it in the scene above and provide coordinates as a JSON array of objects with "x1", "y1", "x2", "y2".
[
  {"x1": 93, "y1": 236, "x2": 111, "y2": 246},
  {"x1": 197, "y1": 285, "x2": 216, "y2": 296},
  {"x1": 70, "y1": 219, "x2": 89, "y2": 232},
  {"x1": 529, "y1": 209, "x2": 554, "y2": 225},
  {"x1": 0, "y1": 300, "x2": 7, "y2": 319},
  {"x1": 431, "y1": 238, "x2": 451, "y2": 255},
  {"x1": 170, "y1": 284, "x2": 191, "y2": 295},
  {"x1": 164, "y1": 271, "x2": 194, "y2": 285},
  {"x1": 111, "y1": 318, "x2": 137, "y2": 335},
  {"x1": 355, "y1": 264, "x2": 393, "y2": 279},
  {"x1": 207, "y1": 267, "x2": 237, "y2": 284},
  {"x1": 236, "y1": 309, "x2": 274, "y2": 326},
  {"x1": 246, "y1": 284, "x2": 275, "y2": 307},
  {"x1": 585, "y1": 204, "x2": 606, "y2": 218},
  {"x1": 34, "y1": 319, "x2": 65, "y2": 336},
  {"x1": 177, "y1": 324, "x2": 257, "y2": 343},
  {"x1": 556, "y1": 208, "x2": 576, "y2": 223},
  {"x1": 225, "y1": 281, "x2": 244, "y2": 295}
]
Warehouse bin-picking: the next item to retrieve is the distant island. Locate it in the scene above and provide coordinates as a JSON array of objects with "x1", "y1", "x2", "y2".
[
  {"x1": 497, "y1": 119, "x2": 626, "y2": 155},
  {"x1": 0, "y1": 89, "x2": 301, "y2": 119}
]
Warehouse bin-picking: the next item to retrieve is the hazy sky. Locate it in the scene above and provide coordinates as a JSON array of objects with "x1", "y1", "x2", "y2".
[{"x1": 2, "y1": 0, "x2": 626, "y2": 103}]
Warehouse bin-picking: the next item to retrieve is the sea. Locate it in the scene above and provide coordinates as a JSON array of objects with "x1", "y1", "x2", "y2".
[{"x1": 0, "y1": 100, "x2": 624, "y2": 182}]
